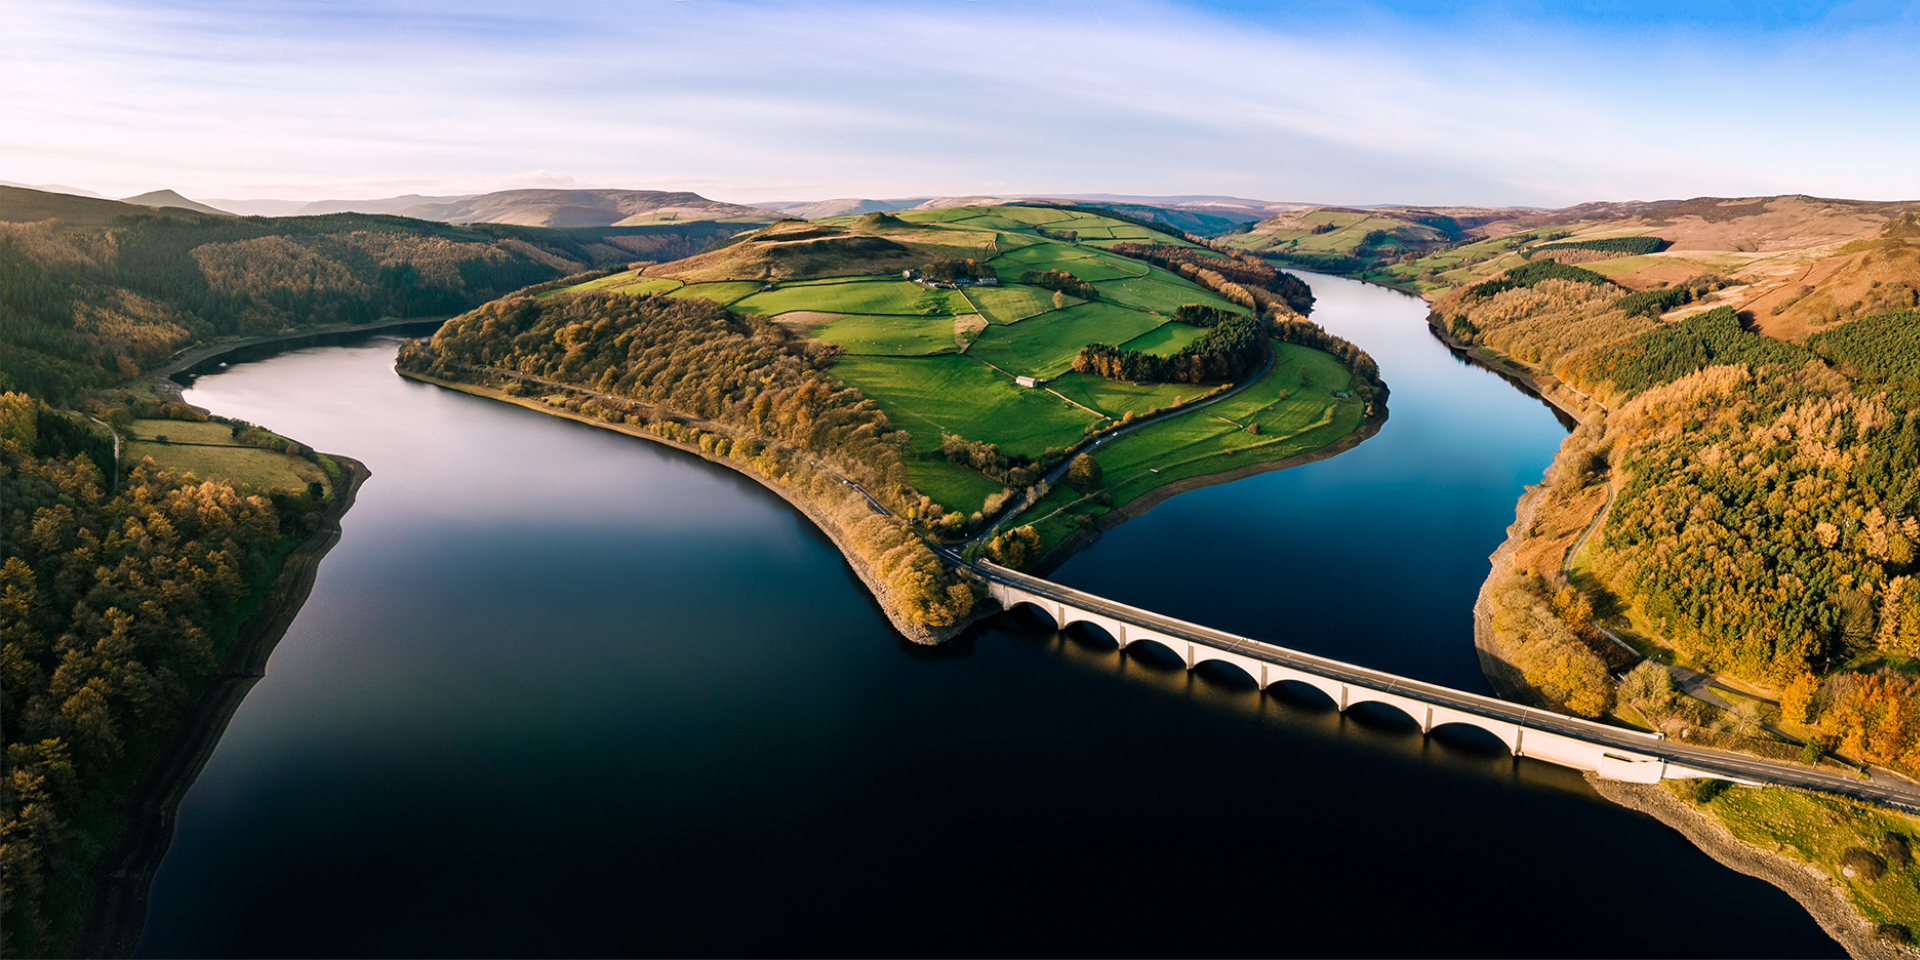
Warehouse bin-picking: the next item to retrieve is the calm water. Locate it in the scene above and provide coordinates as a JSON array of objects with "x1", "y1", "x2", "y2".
[{"x1": 138, "y1": 274, "x2": 1842, "y2": 957}]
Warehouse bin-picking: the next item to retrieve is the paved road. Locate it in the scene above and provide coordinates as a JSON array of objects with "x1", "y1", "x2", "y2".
[{"x1": 962, "y1": 557, "x2": 1920, "y2": 812}]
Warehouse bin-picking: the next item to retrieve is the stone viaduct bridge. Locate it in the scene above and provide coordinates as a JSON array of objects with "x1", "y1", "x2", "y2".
[{"x1": 971, "y1": 558, "x2": 1920, "y2": 806}]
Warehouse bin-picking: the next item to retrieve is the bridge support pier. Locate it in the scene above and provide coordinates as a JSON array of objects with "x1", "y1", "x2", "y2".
[{"x1": 984, "y1": 576, "x2": 1728, "y2": 786}]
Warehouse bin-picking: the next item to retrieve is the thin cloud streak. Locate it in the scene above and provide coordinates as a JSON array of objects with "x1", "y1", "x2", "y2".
[{"x1": 2, "y1": 1, "x2": 1913, "y2": 204}]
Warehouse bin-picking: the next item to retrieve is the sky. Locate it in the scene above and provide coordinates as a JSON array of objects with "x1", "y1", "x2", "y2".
[{"x1": 3, "y1": 0, "x2": 1916, "y2": 207}]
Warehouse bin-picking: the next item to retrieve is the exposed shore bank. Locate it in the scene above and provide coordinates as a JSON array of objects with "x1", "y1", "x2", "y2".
[
  {"x1": 395, "y1": 369, "x2": 988, "y2": 645},
  {"x1": 67, "y1": 456, "x2": 371, "y2": 958},
  {"x1": 1028, "y1": 397, "x2": 1388, "y2": 576},
  {"x1": 1445, "y1": 311, "x2": 1903, "y2": 958},
  {"x1": 1589, "y1": 777, "x2": 1908, "y2": 960}
]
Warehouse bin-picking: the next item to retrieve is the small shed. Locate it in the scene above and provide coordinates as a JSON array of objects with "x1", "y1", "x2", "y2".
[{"x1": 1015, "y1": 376, "x2": 1042, "y2": 389}]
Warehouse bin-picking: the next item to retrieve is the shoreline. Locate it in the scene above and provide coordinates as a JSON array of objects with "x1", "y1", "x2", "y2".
[
  {"x1": 1451, "y1": 326, "x2": 1902, "y2": 958},
  {"x1": 66, "y1": 456, "x2": 372, "y2": 959},
  {"x1": 395, "y1": 369, "x2": 989, "y2": 645},
  {"x1": 147, "y1": 317, "x2": 450, "y2": 405},
  {"x1": 1027, "y1": 397, "x2": 1388, "y2": 576},
  {"x1": 1588, "y1": 777, "x2": 1905, "y2": 960}
]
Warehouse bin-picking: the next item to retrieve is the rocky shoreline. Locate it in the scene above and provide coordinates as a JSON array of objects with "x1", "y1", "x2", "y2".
[
  {"x1": 1445, "y1": 316, "x2": 1903, "y2": 960},
  {"x1": 1589, "y1": 777, "x2": 1909, "y2": 960}
]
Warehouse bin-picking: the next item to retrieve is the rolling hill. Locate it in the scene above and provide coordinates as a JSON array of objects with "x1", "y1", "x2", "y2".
[{"x1": 382, "y1": 189, "x2": 780, "y2": 227}]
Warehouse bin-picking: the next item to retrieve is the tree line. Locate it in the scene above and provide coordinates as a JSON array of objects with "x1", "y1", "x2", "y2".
[
  {"x1": 1532, "y1": 236, "x2": 1668, "y2": 256},
  {"x1": 1019, "y1": 269, "x2": 1096, "y2": 300},
  {"x1": 1107, "y1": 242, "x2": 1315, "y2": 315},
  {"x1": 0, "y1": 213, "x2": 731, "y2": 404},
  {"x1": 396, "y1": 291, "x2": 977, "y2": 627},
  {"x1": 1, "y1": 392, "x2": 322, "y2": 955},
  {"x1": 1072, "y1": 315, "x2": 1268, "y2": 384}
]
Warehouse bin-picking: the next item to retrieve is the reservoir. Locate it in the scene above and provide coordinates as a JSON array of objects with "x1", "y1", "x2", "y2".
[{"x1": 136, "y1": 273, "x2": 1842, "y2": 957}]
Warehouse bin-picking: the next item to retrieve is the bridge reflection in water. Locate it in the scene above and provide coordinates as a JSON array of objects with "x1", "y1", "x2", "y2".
[{"x1": 981, "y1": 561, "x2": 1732, "y2": 787}]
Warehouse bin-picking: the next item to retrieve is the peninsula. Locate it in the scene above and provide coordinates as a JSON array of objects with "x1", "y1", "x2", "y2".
[{"x1": 395, "y1": 204, "x2": 1385, "y2": 640}]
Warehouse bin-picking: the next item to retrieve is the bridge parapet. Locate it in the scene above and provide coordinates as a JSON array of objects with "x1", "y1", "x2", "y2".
[{"x1": 983, "y1": 576, "x2": 1721, "y2": 784}]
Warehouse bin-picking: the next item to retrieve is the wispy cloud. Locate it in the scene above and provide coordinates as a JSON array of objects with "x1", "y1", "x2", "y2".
[{"x1": 3, "y1": 0, "x2": 1914, "y2": 204}]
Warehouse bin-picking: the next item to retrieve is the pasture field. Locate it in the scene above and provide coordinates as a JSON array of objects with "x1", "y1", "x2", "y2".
[
  {"x1": 590, "y1": 204, "x2": 1364, "y2": 528},
  {"x1": 813, "y1": 313, "x2": 959, "y2": 356},
  {"x1": 1044, "y1": 373, "x2": 1192, "y2": 420},
  {"x1": 987, "y1": 242, "x2": 1145, "y2": 282},
  {"x1": 906, "y1": 459, "x2": 1009, "y2": 516},
  {"x1": 966, "y1": 301, "x2": 1170, "y2": 379},
  {"x1": 1022, "y1": 343, "x2": 1361, "y2": 550},
  {"x1": 125, "y1": 420, "x2": 328, "y2": 493},
  {"x1": 1117, "y1": 322, "x2": 1208, "y2": 356},
  {"x1": 966, "y1": 284, "x2": 1063, "y2": 324},
  {"x1": 554, "y1": 272, "x2": 683, "y2": 298},
  {"x1": 125, "y1": 419, "x2": 239, "y2": 445},
  {"x1": 831, "y1": 354, "x2": 1097, "y2": 461},
  {"x1": 668, "y1": 281, "x2": 765, "y2": 304},
  {"x1": 733, "y1": 279, "x2": 971, "y2": 316},
  {"x1": 1095, "y1": 266, "x2": 1244, "y2": 316}
]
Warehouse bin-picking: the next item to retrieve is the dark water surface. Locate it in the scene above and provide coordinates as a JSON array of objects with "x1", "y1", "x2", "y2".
[{"x1": 138, "y1": 274, "x2": 1841, "y2": 957}]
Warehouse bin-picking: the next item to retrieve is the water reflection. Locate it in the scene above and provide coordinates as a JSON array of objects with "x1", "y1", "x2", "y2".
[{"x1": 131, "y1": 302, "x2": 1842, "y2": 957}]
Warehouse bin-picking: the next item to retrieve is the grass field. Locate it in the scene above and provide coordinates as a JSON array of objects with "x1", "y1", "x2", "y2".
[
  {"x1": 966, "y1": 284, "x2": 1062, "y2": 324},
  {"x1": 907, "y1": 459, "x2": 1009, "y2": 516},
  {"x1": 832, "y1": 354, "x2": 1097, "y2": 461},
  {"x1": 1045, "y1": 373, "x2": 1193, "y2": 419},
  {"x1": 125, "y1": 420, "x2": 326, "y2": 493},
  {"x1": 966, "y1": 301, "x2": 1169, "y2": 379},
  {"x1": 1693, "y1": 784, "x2": 1920, "y2": 940},
  {"x1": 987, "y1": 242, "x2": 1145, "y2": 282},
  {"x1": 1020, "y1": 343, "x2": 1362, "y2": 550},
  {"x1": 554, "y1": 271, "x2": 683, "y2": 298},
  {"x1": 813, "y1": 313, "x2": 960, "y2": 356},
  {"x1": 733, "y1": 278, "x2": 972, "y2": 316},
  {"x1": 618, "y1": 204, "x2": 1368, "y2": 528},
  {"x1": 668, "y1": 281, "x2": 765, "y2": 305},
  {"x1": 1117, "y1": 322, "x2": 1208, "y2": 356},
  {"x1": 1096, "y1": 266, "x2": 1244, "y2": 316}
]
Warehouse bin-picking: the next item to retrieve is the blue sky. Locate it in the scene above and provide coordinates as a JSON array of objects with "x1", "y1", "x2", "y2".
[{"x1": 3, "y1": 0, "x2": 1914, "y2": 205}]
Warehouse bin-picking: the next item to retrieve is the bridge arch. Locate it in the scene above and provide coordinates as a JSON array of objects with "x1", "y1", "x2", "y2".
[
  {"x1": 1427, "y1": 720, "x2": 1518, "y2": 757},
  {"x1": 1001, "y1": 599, "x2": 1062, "y2": 630}
]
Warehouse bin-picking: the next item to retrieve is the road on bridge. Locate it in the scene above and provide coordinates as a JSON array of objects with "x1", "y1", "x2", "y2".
[{"x1": 964, "y1": 557, "x2": 1920, "y2": 813}]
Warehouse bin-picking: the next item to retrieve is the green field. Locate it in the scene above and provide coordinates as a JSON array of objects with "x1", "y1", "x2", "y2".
[
  {"x1": 832, "y1": 354, "x2": 1098, "y2": 461},
  {"x1": 906, "y1": 459, "x2": 1009, "y2": 516},
  {"x1": 1096, "y1": 266, "x2": 1244, "y2": 316},
  {"x1": 967, "y1": 284, "x2": 1063, "y2": 324},
  {"x1": 555, "y1": 271, "x2": 683, "y2": 298},
  {"x1": 1021, "y1": 343, "x2": 1363, "y2": 550},
  {"x1": 627, "y1": 205, "x2": 1368, "y2": 532},
  {"x1": 814, "y1": 313, "x2": 960, "y2": 356},
  {"x1": 1045, "y1": 373, "x2": 1193, "y2": 419},
  {"x1": 669, "y1": 281, "x2": 765, "y2": 305},
  {"x1": 733, "y1": 278, "x2": 972, "y2": 316},
  {"x1": 125, "y1": 420, "x2": 327, "y2": 493},
  {"x1": 966, "y1": 301, "x2": 1169, "y2": 379},
  {"x1": 987, "y1": 242, "x2": 1145, "y2": 282},
  {"x1": 1117, "y1": 322, "x2": 1208, "y2": 356}
]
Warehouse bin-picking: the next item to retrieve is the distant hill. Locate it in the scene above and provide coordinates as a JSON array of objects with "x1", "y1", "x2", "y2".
[
  {"x1": 120, "y1": 189, "x2": 232, "y2": 216},
  {"x1": 0, "y1": 179, "x2": 103, "y2": 198},
  {"x1": 293, "y1": 194, "x2": 477, "y2": 216},
  {"x1": 0, "y1": 185, "x2": 215, "y2": 226},
  {"x1": 751, "y1": 197, "x2": 935, "y2": 219},
  {"x1": 383, "y1": 189, "x2": 780, "y2": 227},
  {"x1": 199, "y1": 198, "x2": 314, "y2": 217}
]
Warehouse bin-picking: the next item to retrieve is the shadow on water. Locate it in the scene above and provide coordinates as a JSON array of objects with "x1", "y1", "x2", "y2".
[{"x1": 126, "y1": 299, "x2": 1844, "y2": 958}]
